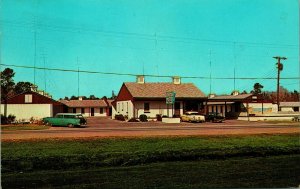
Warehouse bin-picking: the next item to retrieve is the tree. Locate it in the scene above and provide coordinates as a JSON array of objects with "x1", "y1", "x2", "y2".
[
  {"x1": 1, "y1": 68, "x2": 15, "y2": 116},
  {"x1": 70, "y1": 95, "x2": 78, "y2": 100},
  {"x1": 64, "y1": 96, "x2": 69, "y2": 100},
  {"x1": 241, "y1": 90, "x2": 248, "y2": 94},
  {"x1": 1, "y1": 68, "x2": 15, "y2": 101},
  {"x1": 89, "y1": 95, "x2": 99, "y2": 100},
  {"x1": 15, "y1": 81, "x2": 34, "y2": 94},
  {"x1": 251, "y1": 83, "x2": 264, "y2": 95}
]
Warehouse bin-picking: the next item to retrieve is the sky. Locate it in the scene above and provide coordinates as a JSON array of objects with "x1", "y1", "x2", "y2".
[{"x1": 1, "y1": 0, "x2": 299, "y2": 100}]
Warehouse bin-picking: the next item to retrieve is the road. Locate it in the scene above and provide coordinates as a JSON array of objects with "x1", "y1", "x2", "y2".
[{"x1": 2, "y1": 117, "x2": 299, "y2": 141}]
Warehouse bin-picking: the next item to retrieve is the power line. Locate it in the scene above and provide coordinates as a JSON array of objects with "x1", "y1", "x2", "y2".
[
  {"x1": 1, "y1": 19, "x2": 298, "y2": 49},
  {"x1": 1, "y1": 63, "x2": 299, "y2": 80}
]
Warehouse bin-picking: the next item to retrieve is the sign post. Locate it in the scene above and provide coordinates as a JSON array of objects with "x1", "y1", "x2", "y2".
[{"x1": 166, "y1": 91, "x2": 176, "y2": 117}]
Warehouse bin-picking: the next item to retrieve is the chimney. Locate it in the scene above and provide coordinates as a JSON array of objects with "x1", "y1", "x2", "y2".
[
  {"x1": 38, "y1": 90, "x2": 45, "y2": 95},
  {"x1": 136, "y1": 75, "x2": 145, "y2": 84},
  {"x1": 208, "y1": 93, "x2": 216, "y2": 98},
  {"x1": 232, "y1": 90, "x2": 239, "y2": 96},
  {"x1": 172, "y1": 76, "x2": 181, "y2": 84},
  {"x1": 30, "y1": 85, "x2": 38, "y2": 92}
]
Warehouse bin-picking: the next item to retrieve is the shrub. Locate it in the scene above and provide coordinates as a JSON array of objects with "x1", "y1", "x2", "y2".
[
  {"x1": 7, "y1": 114, "x2": 16, "y2": 123},
  {"x1": 156, "y1": 114, "x2": 162, "y2": 121},
  {"x1": 139, "y1": 114, "x2": 148, "y2": 122},
  {"x1": 1, "y1": 114, "x2": 8, "y2": 124},
  {"x1": 128, "y1": 118, "x2": 139, "y2": 122},
  {"x1": 115, "y1": 114, "x2": 125, "y2": 121},
  {"x1": 1, "y1": 114, "x2": 16, "y2": 124},
  {"x1": 162, "y1": 115, "x2": 168, "y2": 118}
]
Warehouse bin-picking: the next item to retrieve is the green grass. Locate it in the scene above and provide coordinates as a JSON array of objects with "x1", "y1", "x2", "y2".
[
  {"x1": 2, "y1": 134, "x2": 300, "y2": 172},
  {"x1": 2, "y1": 134, "x2": 300, "y2": 188},
  {"x1": 1, "y1": 125, "x2": 50, "y2": 130},
  {"x1": 2, "y1": 155, "x2": 300, "y2": 188}
]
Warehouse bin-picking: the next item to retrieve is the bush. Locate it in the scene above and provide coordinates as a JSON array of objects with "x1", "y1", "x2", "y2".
[
  {"x1": 162, "y1": 115, "x2": 168, "y2": 118},
  {"x1": 128, "y1": 118, "x2": 139, "y2": 122},
  {"x1": 7, "y1": 114, "x2": 16, "y2": 123},
  {"x1": 156, "y1": 114, "x2": 162, "y2": 121},
  {"x1": 1, "y1": 114, "x2": 16, "y2": 124},
  {"x1": 139, "y1": 114, "x2": 148, "y2": 122},
  {"x1": 115, "y1": 114, "x2": 125, "y2": 121},
  {"x1": 1, "y1": 114, "x2": 8, "y2": 124}
]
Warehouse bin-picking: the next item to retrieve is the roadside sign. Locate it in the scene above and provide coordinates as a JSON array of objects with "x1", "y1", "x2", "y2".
[{"x1": 166, "y1": 91, "x2": 176, "y2": 104}]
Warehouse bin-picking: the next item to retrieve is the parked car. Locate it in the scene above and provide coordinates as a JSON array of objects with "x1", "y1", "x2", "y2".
[
  {"x1": 43, "y1": 113, "x2": 87, "y2": 127},
  {"x1": 181, "y1": 111, "x2": 205, "y2": 123},
  {"x1": 205, "y1": 112, "x2": 225, "y2": 123}
]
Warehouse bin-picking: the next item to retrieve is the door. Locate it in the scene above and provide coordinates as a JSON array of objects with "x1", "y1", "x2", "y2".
[
  {"x1": 91, "y1": 108, "x2": 95, "y2": 116},
  {"x1": 174, "y1": 102, "x2": 181, "y2": 116}
]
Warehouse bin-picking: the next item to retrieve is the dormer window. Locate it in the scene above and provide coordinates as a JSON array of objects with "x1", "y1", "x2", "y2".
[{"x1": 25, "y1": 94, "x2": 32, "y2": 103}]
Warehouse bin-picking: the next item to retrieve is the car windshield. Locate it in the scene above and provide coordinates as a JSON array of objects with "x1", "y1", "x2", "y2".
[{"x1": 187, "y1": 112, "x2": 198, "y2": 115}]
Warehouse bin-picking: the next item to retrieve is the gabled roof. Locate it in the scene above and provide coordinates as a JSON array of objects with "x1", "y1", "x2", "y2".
[
  {"x1": 208, "y1": 94, "x2": 252, "y2": 100},
  {"x1": 123, "y1": 82, "x2": 206, "y2": 99},
  {"x1": 3, "y1": 91, "x2": 63, "y2": 105},
  {"x1": 60, "y1": 99, "x2": 108, "y2": 108},
  {"x1": 280, "y1": 102, "x2": 300, "y2": 107}
]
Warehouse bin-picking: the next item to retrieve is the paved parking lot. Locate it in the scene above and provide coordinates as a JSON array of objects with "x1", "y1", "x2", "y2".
[{"x1": 2, "y1": 117, "x2": 299, "y2": 141}]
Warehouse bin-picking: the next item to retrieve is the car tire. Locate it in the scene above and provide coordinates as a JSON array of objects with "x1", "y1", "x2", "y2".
[
  {"x1": 45, "y1": 122, "x2": 52, "y2": 126},
  {"x1": 68, "y1": 123, "x2": 74, "y2": 128}
]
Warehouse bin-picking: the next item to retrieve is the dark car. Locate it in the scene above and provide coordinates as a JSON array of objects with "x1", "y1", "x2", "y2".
[{"x1": 206, "y1": 112, "x2": 225, "y2": 123}]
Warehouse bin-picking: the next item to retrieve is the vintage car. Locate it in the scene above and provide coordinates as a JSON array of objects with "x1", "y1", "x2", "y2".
[
  {"x1": 180, "y1": 111, "x2": 205, "y2": 123},
  {"x1": 43, "y1": 113, "x2": 87, "y2": 127},
  {"x1": 205, "y1": 112, "x2": 225, "y2": 123}
]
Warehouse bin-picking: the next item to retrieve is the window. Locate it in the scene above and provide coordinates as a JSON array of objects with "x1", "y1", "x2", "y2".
[
  {"x1": 100, "y1": 108, "x2": 104, "y2": 114},
  {"x1": 25, "y1": 94, "x2": 32, "y2": 103},
  {"x1": 73, "y1": 108, "x2": 76, "y2": 113},
  {"x1": 56, "y1": 114, "x2": 64, "y2": 118},
  {"x1": 144, "y1": 102, "x2": 150, "y2": 113},
  {"x1": 294, "y1": 107, "x2": 299, "y2": 112},
  {"x1": 81, "y1": 108, "x2": 85, "y2": 114}
]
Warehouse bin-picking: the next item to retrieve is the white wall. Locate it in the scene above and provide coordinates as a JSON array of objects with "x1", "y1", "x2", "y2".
[
  {"x1": 1, "y1": 104, "x2": 52, "y2": 121},
  {"x1": 116, "y1": 100, "x2": 134, "y2": 119},
  {"x1": 133, "y1": 101, "x2": 182, "y2": 118},
  {"x1": 244, "y1": 103, "x2": 277, "y2": 114},
  {"x1": 208, "y1": 105, "x2": 231, "y2": 116},
  {"x1": 68, "y1": 107, "x2": 107, "y2": 117}
]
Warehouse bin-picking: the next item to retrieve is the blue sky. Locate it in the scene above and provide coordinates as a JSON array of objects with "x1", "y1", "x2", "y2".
[{"x1": 1, "y1": 0, "x2": 299, "y2": 99}]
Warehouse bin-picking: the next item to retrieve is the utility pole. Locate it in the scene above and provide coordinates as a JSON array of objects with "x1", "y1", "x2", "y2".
[{"x1": 273, "y1": 56, "x2": 287, "y2": 111}]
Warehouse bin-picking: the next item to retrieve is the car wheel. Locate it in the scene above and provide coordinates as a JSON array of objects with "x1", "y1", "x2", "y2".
[
  {"x1": 68, "y1": 123, "x2": 74, "y2": 128},
  {"x1": 45, "y1": 122, "x2": 52, "y2": 126}
]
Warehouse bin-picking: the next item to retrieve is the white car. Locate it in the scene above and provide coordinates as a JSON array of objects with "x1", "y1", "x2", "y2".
[{"x1": 181, "y1": 111, "x2": 205, "y2": 123}]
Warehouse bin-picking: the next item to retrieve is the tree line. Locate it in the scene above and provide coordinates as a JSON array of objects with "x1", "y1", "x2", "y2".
[{"x1": 1, "y1": 68, "x2": 298, "y2": 103}]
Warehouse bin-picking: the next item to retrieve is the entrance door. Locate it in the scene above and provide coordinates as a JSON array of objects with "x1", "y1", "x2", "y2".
[
  {"x1": 91, "y1": 108, "x2": 95, "y2": 116},
  {"x1": 174, "y1": 102, "x2": 181, "y2": 116}
]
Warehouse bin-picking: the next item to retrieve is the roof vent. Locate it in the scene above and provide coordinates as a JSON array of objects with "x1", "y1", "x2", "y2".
[
  {"x1": 136, "y1": 75, "x2": 145, "y2": 84},
  {"x1": 30, "y1": 85, "x2": 38, "y2": 92},
  {"x1": 231, "y1": 90, "x2": 239, "y2": 96},
  {"x1": 172, "y1": 76, "x2": 181, "y2": 84},
  {"x1": 208, "y1": 93, "x2": 216, "y2": 98},
  {"x1": 38, "y1": 90, "x2": 45, "y2": 95}
]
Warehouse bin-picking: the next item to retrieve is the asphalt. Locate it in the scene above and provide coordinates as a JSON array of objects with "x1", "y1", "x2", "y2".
[{"x1": 2, "y1": 117, "x2": 299, "y2": 141}]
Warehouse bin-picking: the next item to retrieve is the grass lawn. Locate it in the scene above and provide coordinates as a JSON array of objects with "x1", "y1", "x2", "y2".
[
  {"x1": 2, "y1": 134, "x2": 300, "y2": 188},
  {"x1": 1, "y1": 125, "x2": 50, "y2": 130}
]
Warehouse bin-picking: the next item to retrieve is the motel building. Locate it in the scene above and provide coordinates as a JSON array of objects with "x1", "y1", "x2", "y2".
[
  {"x1": 60, "y1": 97, "x2": 112, "y2": 117},
  {"x1": 112, "y1": 76, "x2": 207, "y2": 119}
]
